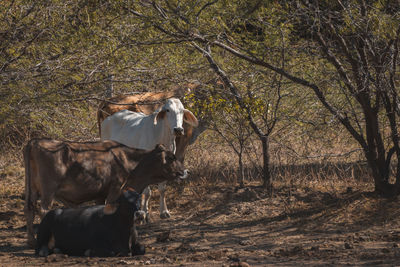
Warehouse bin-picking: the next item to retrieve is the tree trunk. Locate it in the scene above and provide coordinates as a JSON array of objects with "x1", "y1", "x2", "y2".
[
  {"x1": 238, "y1": 152, "x2": 245, "y2": 187},
  {"x1": 261, "y1": 135, "x2": 272, "y2": 193},
  {"x1": 366, "y1": 154, "x2": 398, "y2": 197},
  {"x1": 374, "y1": 178, "x2": 397, "y2": 197},
  {"x1": 362, "y1": 116, "x2": 400, "y2": 197}
]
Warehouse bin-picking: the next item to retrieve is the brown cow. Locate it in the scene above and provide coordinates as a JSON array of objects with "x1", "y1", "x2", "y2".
[{"x1": 24, "y1": 138, "x2": 186, "y2": 247}]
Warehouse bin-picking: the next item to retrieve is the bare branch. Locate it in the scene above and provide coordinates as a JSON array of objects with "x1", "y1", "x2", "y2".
[
  {"x1": 196, "y1": 0, "x2": 218, "y2": 18},
  {"x1": 191, "y1": 41, "x2": 265, "y2": 138}
]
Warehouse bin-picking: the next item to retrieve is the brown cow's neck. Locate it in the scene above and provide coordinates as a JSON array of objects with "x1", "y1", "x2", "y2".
[
  {"x1": 126, "y1": 159, "x2": 163, "y2": 193},
  {"x1": 127, "y1": 173, "x2": 158, "y2": 193}
]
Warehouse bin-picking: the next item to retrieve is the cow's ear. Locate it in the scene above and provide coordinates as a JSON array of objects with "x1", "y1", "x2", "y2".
[
  {"x1": 183, "y1": 109, "x2": 199, "y2": 127},
  {"x1": 154, "y1": 110, "x2": 166, "y2": 125},
  {"x1": 155, "y1": 144, "x2": 166, "y2": 151},
  {"x1": 104, "y1": 203, "x2": 118, "y2": 215}
]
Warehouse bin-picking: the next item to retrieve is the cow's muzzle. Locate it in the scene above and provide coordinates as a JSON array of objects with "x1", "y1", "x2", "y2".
[
  {"x1": 177, "y1": 169, "x2": 188, "y2": 180},
  {"x1": 174, "y1": 127, "x2": 184, "y2": 136}
]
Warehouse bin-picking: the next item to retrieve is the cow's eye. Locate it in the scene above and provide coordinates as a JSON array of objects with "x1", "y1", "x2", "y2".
[{"x1": 166, "y1": 109, "x2": 170, "y2": 112}]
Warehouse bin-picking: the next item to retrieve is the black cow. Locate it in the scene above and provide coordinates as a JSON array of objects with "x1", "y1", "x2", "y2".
[{"x1": 35, "y1": 190, "x2": 145, "y2": 257}]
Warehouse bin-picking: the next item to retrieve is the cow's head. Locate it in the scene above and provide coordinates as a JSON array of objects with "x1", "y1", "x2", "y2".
[
  {"x1": 104, "y1": 189, "x2": 141, "y2": 216},
  {"x1": 120, "y1": 190, "x2": 141, "y2": 214},
  {"x1": 154, "y1": 98, "x2": 198, "y2": 137},
  {"x1": 152, "y1": 144, "x2": 187, "y2": 182}
]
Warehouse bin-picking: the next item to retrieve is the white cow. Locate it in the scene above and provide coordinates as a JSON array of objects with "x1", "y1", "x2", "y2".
[{"x1": 101, "y1": 98, "x2": 198, "y2": 220}]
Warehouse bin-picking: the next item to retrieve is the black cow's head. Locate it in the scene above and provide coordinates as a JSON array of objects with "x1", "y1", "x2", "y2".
[{"x1": 118, "y1": 190, "x2": 141, "y2": 216}]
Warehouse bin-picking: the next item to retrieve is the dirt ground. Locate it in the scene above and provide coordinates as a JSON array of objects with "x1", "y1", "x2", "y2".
[{"x1": 2, "y1": 171, "x2": 400, "y2": 266}]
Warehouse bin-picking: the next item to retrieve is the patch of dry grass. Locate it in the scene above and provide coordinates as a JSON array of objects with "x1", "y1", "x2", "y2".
[
  {"x1": 0, "y1": 130, "x2": 379, "y2": 224},
  {"x1": 0, "y1": 151, "x2": 24, "y2": 202},
  {"x1": 2, "y1": 139, "x2": 400, "y2": 266}
]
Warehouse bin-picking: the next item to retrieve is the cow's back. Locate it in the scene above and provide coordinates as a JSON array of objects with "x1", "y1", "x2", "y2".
[
  {"x1": 97, "y1": 91, "x2": 177, "y2": 135},
  {"x1": 97, "y1": 90, "x2": 200, "y2": 163},
  {"x1": 26, "y1": 139, "x2": 130, "y2": 205},
  {"x1": 101, "y1": 110, "x2": 162, "y2": 150}
]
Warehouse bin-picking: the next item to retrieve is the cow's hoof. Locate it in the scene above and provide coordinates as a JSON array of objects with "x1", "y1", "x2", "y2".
[
  {"x1": 160, "y1": 211, "x2": 171, "y2": 219},
  {"x1": 132, "y1": 243, "x2": 145, "y2": 256},
  {"x1": 84, "y1": 249, "x2": 91, "y2": 257},
  {"x1": 118, "y1": 250, "x2": 130, "y2": 257},
  {"x1": 37, "y1": 246, "x2": 49, "y2": 257}
]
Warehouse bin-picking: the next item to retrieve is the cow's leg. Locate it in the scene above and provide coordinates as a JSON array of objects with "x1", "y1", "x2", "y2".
[
  {"x1": 39, "y1": 194, "x2": 54, "y2": 219},
  {"x1": 141, "y1": 187, "x2": 152, "y2": 223},
  {"x1": 130, "y1": 225, "x2": 145, "y2": 256},
  {"x1": 158, "y1": 182, "x2": 170, "y2": 219},
  {"x1": 35, "y1": 211, "x2": 55, "y2": 257},
  {"x1": 24, "y1": 190, "x2": 38, "y2": 247}
]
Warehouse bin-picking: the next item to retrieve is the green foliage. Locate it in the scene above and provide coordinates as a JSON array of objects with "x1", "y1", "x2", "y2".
[
  {"x1": 0, "y1": 0, "x2": 326, "y2": 154},
  {"x1": 1, "y1": 0, "x2": 398, "y2": 194},
  {"x1": 0, "y1": 0, "x2": 206, "y2": 148}
]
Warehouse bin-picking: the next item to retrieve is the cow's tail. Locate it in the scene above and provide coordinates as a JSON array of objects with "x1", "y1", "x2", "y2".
[
  {"x1": 23, "y1": 140, "x2": 33, "y2": 214},
  {"x1": 97, "y1": 104, "x2": 104, "y2": 137}
]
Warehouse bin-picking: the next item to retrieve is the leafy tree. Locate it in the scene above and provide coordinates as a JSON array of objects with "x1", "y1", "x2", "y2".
[
  {"x1": 206, "y1": 1, "x2": 400, "y2": 196},
  {"x1": 189, "y1": 82, "x2": 254, "y2": 186},
  {"x1": 130, "y1": 0, "x2": 400, "y2": 196},
  {"x1": 0, "y1": 0, "x2": 203, "y2": 147},
  {"x1": 131, "y1": 0, "x2": 295, "y2": 190},
  {"x1": 5, "y1": 0, "x2": 399, "y2": 198}
]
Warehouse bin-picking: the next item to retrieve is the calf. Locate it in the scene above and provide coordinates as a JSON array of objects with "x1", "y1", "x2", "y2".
[
  {"x1": 35, "y1": 189, "x2": 145, "y2": 257},
  {"x1": 24, "y1": 139, "x2": 186, "y2": 247}
]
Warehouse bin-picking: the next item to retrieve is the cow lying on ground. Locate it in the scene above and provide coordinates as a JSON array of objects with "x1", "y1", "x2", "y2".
[
  {"x1": 24, "y1": 139, "x2": 186, "y2": 247},
  {"x1": 101, "y1": 98, "x2": 198, "y2": 221},
  {"x1": 36, "y1": 189, "x2": 144, "y2": 257}
]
